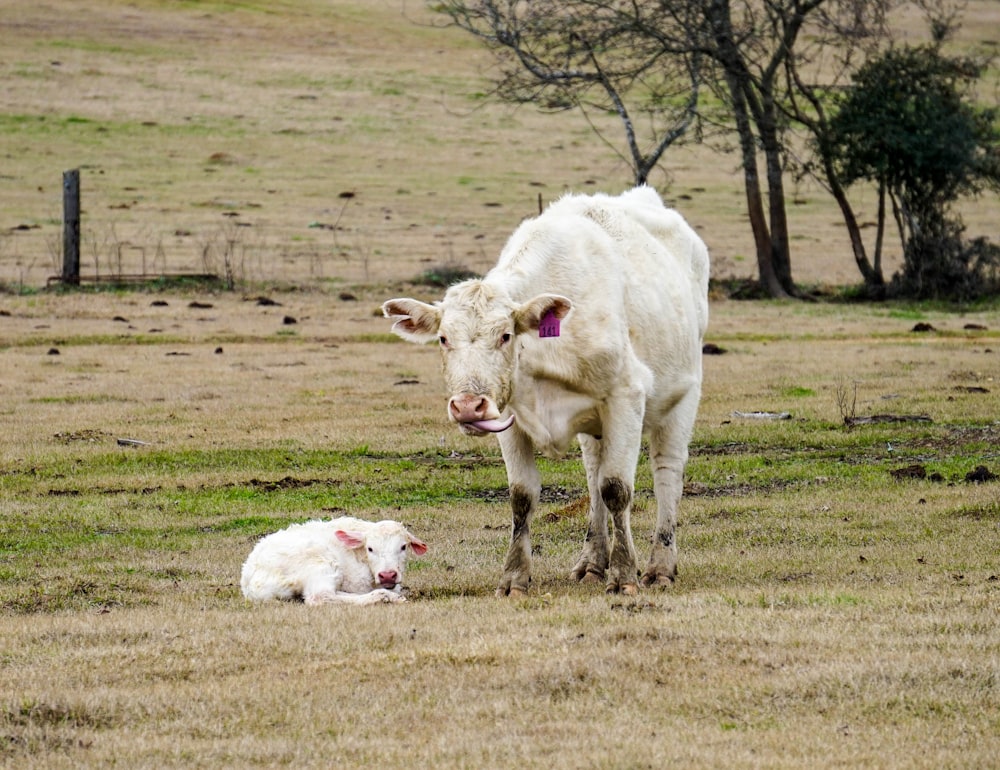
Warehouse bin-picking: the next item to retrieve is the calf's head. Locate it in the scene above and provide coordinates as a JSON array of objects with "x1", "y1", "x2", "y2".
[
  {"x1": 384, "y1": 280, "x2": 572, "y2": 435},
  {"x1": 335, "y1": 521, "x2": 428, "y2": 590}
]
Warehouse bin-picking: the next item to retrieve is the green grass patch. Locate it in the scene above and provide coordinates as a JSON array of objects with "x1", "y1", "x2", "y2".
[{"x1": 780, "y1": 386, "x2": 816, "y2": 397}]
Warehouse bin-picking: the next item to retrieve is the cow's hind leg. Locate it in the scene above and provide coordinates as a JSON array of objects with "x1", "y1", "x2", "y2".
[
  {"x1": 570, "y1": 434, "x2": 609, "y2": 584},
  {"x1": 301, "y1": 566, "x2": 342, "y2": 605},
  {"x1": 496, "y1": 427, "x2": 540, "y2": 597},
  {"x1": 599, "y1": 392, "x2": 644, "y2": 595},
  {"x1": 642, "y1": 391, "x2": 699, "y2": 587}
]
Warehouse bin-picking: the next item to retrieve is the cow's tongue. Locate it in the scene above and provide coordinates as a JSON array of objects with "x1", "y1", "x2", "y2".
[{"x1": 468, "y1": 414, "x2": 515, "y2": 433}]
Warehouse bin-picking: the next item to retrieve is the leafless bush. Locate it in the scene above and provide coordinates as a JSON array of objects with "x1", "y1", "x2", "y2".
[
  {"x1": 44, "y1": 231, "x2": 61, "y2": 276},
  {"x1": 66, "y1": 223, "x2": 171, "y2": 281},
  {"x1": 199, "y1": 221, "x2": 260, "y2": 289},
  {"x1": 346, "y1": 231, "x2": 376, "y2": 283},
  {"x1": 0, "y1": 233, "x2": 34, "y2": 293},
  {"x1": 836, "y1": 378, "x2": 859, "y2": 426}
]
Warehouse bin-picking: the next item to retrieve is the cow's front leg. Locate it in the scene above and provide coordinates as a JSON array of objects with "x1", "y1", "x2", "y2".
[
  {"x1": 603, "y1": 476, "x2": 639, "y2": 595},
  {"x1": 570, "y1": 434, "x2": 609, "y2": 583},
  {"x1": 600, "y1": 393, "x2": 644, "y2": 595},
  {"x1": 496, "y1": 426, "x2": 540, "y2": 597}
]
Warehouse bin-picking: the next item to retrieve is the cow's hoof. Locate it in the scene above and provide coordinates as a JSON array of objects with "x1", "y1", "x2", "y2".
[
  {"x1": 571, "y1": 558, "x2": 607, "y2": 583},
  {"x1": 571, "y1": 565, "x2": 604, "y2": 584},
  {"x1": 496, "y1": 585, "x2": 528, "y2": 598},
  {"x1": 640, "y1": 568, "x2": 677, "y2": 588},
  {"x1": 605, "y1": 582, "x2": 639, "y2": 596}
]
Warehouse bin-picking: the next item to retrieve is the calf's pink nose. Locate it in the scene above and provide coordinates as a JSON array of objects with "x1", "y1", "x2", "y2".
[
  {"x1": 449, "y1": 394, "x2": 488, "y2": 422},
  {"x1": 378, "y1": 570, "x2": 398, "y2": 585}
]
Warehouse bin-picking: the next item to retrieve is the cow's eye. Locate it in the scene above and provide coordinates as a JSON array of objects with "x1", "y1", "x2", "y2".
[
  {"x1": 439, "y1": 335, "x2": 448, "y2": 347},
  {"x1": 500, "y1": 332, "x2": 511, "y2": 345}
]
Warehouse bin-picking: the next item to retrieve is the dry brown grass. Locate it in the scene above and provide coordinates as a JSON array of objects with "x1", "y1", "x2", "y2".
[
  {"x1": 1, "y1": 2, "x2": 1000, "y2": 768},
  {"x1": 2, "y1": 292, "x2": 999, "y2": 768}
]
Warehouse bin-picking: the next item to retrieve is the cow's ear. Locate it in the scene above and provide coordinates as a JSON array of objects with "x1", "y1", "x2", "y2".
[
  {"x1": 383, "y1": 298, "x2": 442, "y2": 343},
  {"x1": 514, "y1": 294, "x2": 573, "y2": 335},
  {"x1": 335, "y1": 530, "x2": 365, "y2": 549},
  {"x1": 407, "y1": 534, "x2": 428, "y2": 556}
]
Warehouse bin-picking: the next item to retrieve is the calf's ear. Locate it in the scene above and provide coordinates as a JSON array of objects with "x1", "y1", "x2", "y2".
[
  {"x1": 334, "y1": 530, "x2": 366, "y2": 549},
  {"x1": 408, "y1": 535, "x2": 428, "y2": 556},
  {"x1": 513, "y1": 294, "x2": 573, "y2": 335},
  {"x1": 383, "y1": 299, "x2": 442, "y2": 344}
]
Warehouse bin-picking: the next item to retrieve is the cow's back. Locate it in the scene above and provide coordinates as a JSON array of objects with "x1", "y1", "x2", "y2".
[
  {"x1": 613, "y1": 186, "x2": 709, "y2": 337},
  {"x1": 491, "y1": 188, "x2": 707, "y2": 396}
]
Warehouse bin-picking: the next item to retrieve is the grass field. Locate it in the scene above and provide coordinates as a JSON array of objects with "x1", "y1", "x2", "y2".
[
  {"x1": 2, "y1": 292, "x2": 998, "y2": 767},
  {"x1": 2, "y1": 2, "x2": 1000, "y2": 768}
]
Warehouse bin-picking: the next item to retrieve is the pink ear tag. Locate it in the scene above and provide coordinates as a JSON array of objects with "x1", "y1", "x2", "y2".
[{"x1": 538, "y1": 308, "x2": 561, "y2": 338}]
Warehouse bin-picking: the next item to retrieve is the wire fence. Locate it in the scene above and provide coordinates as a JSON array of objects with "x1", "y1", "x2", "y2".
[{"x1": 0, "y1": 208, "x2": 457, "y2": 292}]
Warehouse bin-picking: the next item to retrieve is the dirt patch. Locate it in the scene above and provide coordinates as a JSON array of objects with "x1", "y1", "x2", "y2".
[
  {"x1": 906, "y1": 425, "x2": 1000, "y2": 453},
  {"x1": 53, "y1": 430, "x2": 112, "y2": 444},
  {"x1": 243, "y1": 476, "x2": 341, "y2": 493},
  {"x1": 469, "y1": 486, "x2": 586, "y2": 505},
  {"x1": 965, "y1": 465, "x2": 998, "y2": 483},
  {"x1": 544, "y1": 495, "x2": 590, "y2": 522},
  {"x1": 890, "y1": 464, "x2": 934, "y2": 481}
]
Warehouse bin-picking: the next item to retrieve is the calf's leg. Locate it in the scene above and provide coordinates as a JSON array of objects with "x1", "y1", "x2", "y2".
[
  {"x1": 301, "y1": 566, "x2": 404, "y2": 605},
  {"x1": 307, "y1": 589, "x2": 405, "y2": 605}
]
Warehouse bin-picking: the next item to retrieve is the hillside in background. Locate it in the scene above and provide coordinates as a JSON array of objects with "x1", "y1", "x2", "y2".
[{"x1": 1, "y1": 0, "x2": 997, "y2": 290}]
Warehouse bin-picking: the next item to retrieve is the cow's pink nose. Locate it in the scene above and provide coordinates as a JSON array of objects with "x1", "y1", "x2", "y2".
[
  {"x1": 378, "y1": 570, "x2": 398, "y2": 586},
  {"x1": 449, "y1": 393, "x2": 489, "y2": 422}
]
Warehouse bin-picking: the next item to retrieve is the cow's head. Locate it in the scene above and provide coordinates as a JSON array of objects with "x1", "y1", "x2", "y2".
[
  {"x1": 383, "y1": 280, "x2": 572, "y2": 435},
  {"x1": 334, "y1": 520, "x2": 428, "y2": 591}
]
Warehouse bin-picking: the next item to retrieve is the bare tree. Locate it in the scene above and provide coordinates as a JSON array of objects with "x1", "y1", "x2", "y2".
[
  {"x1": 437, "y1": 0, "x2": 895, "y2": 299},
  {"x1": 784, "y1": 2, "x2": 895, "y2": 297},
  {"x1": 712, "y1": 0, "x2": 894, "y2": 297},
  {"x1": 438, "y1": 0, "x2": 701, "y2": 186}
]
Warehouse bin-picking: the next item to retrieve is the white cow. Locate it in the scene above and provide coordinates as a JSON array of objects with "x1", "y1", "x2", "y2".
[
  {"x1": 384, "y1": 186, "x2": 708, "y2": 596},
  {"x1": 241, "y1": 517, "x2": 428, "y2": 605}
]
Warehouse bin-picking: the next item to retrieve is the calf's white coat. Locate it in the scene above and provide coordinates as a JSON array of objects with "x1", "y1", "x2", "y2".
[
  {"x1": 384, "y1": 187, "x2": 708, "y2": 596},
  {"x1": 241, "y1": 517, "x2": 427, "y2": 606}
]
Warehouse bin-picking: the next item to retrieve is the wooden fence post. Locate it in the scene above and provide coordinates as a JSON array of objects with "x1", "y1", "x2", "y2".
[{"x1": 62, "y1": 169, "x2": 81, "y2": 285}]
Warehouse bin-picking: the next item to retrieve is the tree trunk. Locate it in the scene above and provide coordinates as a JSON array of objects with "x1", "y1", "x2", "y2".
[
  {"x1": 709, "y1": 0, "x2": 788, "y2": 299},
  {"x1": 748, "y1": 177, "x2": 788, "y2": 298},
  {"x1": 729, "y1": 78, "x2": 787, "y2": 298},
  {"x1": 759, "y1": 108, "x2": 795, "y2": 296},
  {"x1": 874, "y1": 179, "x2": 886, "y2": 285},
  {"x1": 824, "y1": 155, "x2": 885, "y2": 296}
]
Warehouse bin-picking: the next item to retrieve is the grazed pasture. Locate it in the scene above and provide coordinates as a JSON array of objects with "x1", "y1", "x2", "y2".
[
  {"x1": 1, "y1": 292, "x2": 998, "y2": 768},
  {"x1": 2, "y1": 1, "x2": 999, "y2": 768}
]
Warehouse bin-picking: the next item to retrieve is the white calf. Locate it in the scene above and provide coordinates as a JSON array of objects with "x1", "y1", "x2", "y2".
[{"x1": 240, "y1": 517, "x2": 428, "y2": 606}]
